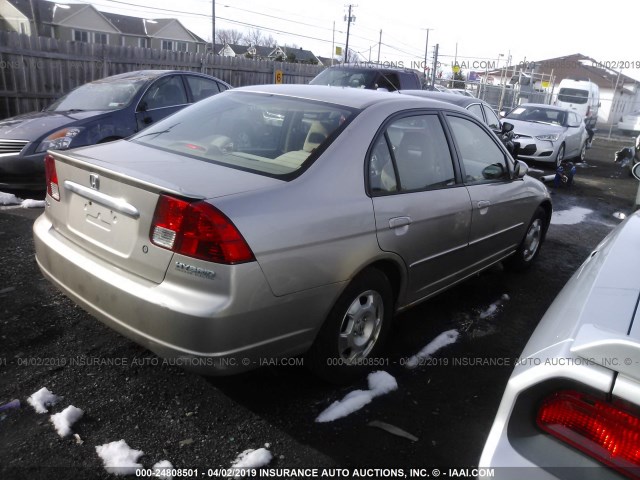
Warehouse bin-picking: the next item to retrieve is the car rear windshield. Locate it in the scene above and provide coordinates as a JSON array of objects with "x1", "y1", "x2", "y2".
[
  {"x1": 130, "y1": 91, "x2": 356, "y2": 178},
  {"x1": 310, "y1": 68, "x2": 379, "y2": 89},
  {"x1": 46, "y1": 78, "x2": 147, "y2": 111},
  {"x1": 557, "y1": 88, "x2": 589, "y2": 104}
]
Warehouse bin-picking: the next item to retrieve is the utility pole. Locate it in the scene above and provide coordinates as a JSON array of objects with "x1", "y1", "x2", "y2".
[
  {"x1": 377, "y1": 29, "x2": 381, "y2": 63},
  {"x1": 332, "y1": 21, "x2": 335, "y2": 65},
  {"x1": 211, "y1": 0, "x2": 215, "y2": 53},
  {"x1": 344, "y1": 4, "x2": 356, "y2": 63},
  {"x1": 421, "y1": 28, "x2": 433, "y2": 82},
  {"x1": 430, "y1": 43, "x2": 439, "y2": 89}
]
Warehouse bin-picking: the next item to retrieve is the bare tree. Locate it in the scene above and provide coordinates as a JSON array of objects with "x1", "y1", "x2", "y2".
[
  {"x1": 216, "y1": 29, "x2": 245, "y2": 46},
  {"x1": 244, "y1": 29, "x2": 263, "y2": 46}
]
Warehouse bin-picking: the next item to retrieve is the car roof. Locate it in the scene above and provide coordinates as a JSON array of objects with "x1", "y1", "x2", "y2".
[
  {"x1": 234, "y1": 84, "x2": 469, "y2": 112},
  {"x1": 398, "y1": 90, "x2": 485, "y2": 108},
  {"x1": 94, "y1": 70, "x2": 220, "y2": 84}
]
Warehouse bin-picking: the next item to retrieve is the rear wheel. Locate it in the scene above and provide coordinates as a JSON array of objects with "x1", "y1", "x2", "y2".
[
  {"x1": 307, "y1": 268, "x2": 393, "y2": 383},
  {"x1": 504, "y1": 207, "x2": 547, "y2": 272}
]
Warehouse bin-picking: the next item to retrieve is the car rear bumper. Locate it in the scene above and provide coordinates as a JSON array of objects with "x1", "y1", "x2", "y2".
[{"x1": 33, "y1": 212, "x2": 341, "y2": 374}]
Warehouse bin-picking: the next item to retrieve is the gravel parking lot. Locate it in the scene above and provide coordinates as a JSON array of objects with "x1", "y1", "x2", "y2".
[{"x1": 1, "y1": 137, "x2": 638, "y2": 479}]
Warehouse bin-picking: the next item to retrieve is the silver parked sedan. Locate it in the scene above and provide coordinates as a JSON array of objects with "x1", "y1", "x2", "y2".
[
  {"x1": 479, "y1": 211, "x2": 640, "y2": 479},
  {"x1": 34, "y1": 85, "x2": 551, "y2": 382},
  {"x1": 503, "y1": 104, "x2": 588, "y2": 166}
]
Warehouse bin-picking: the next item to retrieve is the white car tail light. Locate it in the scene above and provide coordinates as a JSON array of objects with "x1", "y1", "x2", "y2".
[
  {"x1": 44, "y1": 154, "x2": 60, "y2": 201},
  {"x1": 537, "y1": 390, "x2": 640, "y2": 478}
]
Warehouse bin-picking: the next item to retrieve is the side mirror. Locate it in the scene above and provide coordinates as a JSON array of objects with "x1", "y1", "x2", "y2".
[
  {"x1": 514, "y1": 160, "x2": 529, "y2": 179},
  {"x1": 501, "y1": 121, "x2": 514, "y2": 133}
]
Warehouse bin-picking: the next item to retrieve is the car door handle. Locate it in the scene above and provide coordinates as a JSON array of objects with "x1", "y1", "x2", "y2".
[
  {"x1": 389, "y1": 216, "x2": 412, "y2": 229},
  {"x1": 477, "y1": 200, "x2": 491, "y2": 209}
]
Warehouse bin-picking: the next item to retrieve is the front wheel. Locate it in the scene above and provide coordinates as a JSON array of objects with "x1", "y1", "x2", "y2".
[
  {"x1": 306, "y1": 268, "x2": 393, "y2": 383},
  {"x1": 577, "y1": 142, "x2": 587, "y2": 162},
  {"x1": 504, "y1": 207, "x2": 547, "y2": 272},
  {"x1": 555, "y1": 144, "x2": 565, "y2": 167}
]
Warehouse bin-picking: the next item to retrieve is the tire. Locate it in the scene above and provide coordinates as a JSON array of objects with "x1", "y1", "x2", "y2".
[
  {"x1": 576, "y1": 142, "x2": 587, "y2": 162},
  {"x1": 504, "y1": 207, "x2": 547, "y2": 272},
  {"x1": 555, "y1": 144, "x2": 565, "y2": 167},
  {"x1": 306, "y1": 268, "x2": 393, "y2": 384}
]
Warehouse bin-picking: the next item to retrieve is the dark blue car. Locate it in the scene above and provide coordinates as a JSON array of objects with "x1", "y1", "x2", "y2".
[{"x1": 0, "y1": 70, "x2": 231, "y2": 190}]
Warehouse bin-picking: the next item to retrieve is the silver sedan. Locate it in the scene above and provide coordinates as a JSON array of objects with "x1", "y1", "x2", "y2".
[
  {"x1": 503, "y1": 104, "x2": 588, "y2": 166},
  {"x1": 34, "y1": 85, "x2": 551, "y2": 382}
]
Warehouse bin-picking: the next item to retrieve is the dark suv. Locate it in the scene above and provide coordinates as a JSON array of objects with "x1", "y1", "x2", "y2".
[{"x1": 310, "y1": 63, "x2": 423, "y2": 91}]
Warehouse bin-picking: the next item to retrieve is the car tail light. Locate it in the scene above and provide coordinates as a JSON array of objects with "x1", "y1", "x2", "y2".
[
  {"x1": 44, "y1": 154, "x2": 60, "y2": 201},
  {"x1": 150, "y1": 194, "x2": 254, "y2": 264},
  {"x1": 537, "y1": 390, "x2": 640, "y2": 478}
]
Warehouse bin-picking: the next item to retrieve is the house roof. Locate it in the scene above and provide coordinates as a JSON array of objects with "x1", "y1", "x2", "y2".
[
  {"x1": 8, "y1": 0, "x2": 205, "y2": 42},
  {"x1": 487, "y1": 53, "x2": 639, "y2": 90},
  {"x1": 272, "y1": 46, "x2": 318, "y2": 63},
  {"x1": 101, "y1": 11, "x2": 147, "y2": 36},
  {"x1": 533, "y1": 54, "x2": 638, "y2": 89}
]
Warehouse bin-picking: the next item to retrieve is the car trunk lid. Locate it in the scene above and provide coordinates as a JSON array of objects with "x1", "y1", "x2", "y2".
[{"x1": 45, "y1": 141, "x2": 281, "y2": 283}]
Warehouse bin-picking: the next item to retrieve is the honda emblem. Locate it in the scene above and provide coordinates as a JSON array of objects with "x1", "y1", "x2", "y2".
[{"x1": 89, "y1": 173, "x2": 100, "y2": 190}]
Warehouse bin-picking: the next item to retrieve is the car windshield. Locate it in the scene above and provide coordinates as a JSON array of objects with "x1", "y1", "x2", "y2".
[
  {"x1": 46, "y1": 77, "x2": 147, "y2": 111},
  {"x1": 310, "y1": 68, "x2": 378, "y2": 88},
  {"x1": 557, "y1": 88, "x2": 589, "y2": 104},
  {"x1": 131, "y1": 91, "x2": 356, "y2": 178},
  {"x1": 505, "y1": 106, "x2": 566, "y2": 126}
]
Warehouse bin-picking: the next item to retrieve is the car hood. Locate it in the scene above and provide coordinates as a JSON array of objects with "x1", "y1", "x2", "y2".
[
  {"x1": 0, "y1": 109, "x2": 108, "y2": 140},
  {"x1": 503, "y1": 118, "x2": 565, "y2": 137}
]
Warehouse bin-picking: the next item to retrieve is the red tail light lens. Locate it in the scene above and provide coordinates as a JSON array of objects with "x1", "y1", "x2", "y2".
[
  {"x1": 44, "y1": 154, "x2": 60, "y2": 201},
  {"x1": 537, "y1": 390, "x2": 640, "y2": 478},
  {"x1": 150, "y1": 194, "x2": 254, "y2": 265}
]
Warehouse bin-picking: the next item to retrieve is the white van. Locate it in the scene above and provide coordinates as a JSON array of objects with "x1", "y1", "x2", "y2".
[{"x1": 555, "y1": 79, "x2": 600, "y2": 129}]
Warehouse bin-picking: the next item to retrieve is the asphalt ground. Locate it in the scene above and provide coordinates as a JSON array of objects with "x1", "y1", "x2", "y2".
[{"x1": 1, "y1": 136, "x2": 638, "y2": 479}]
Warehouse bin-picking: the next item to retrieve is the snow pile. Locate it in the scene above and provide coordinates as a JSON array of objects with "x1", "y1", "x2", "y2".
[
  {"x1": 551, "y1": 206, "x2": 593, "y2": 226},
  {"x1": 96, "y1": 440, "x2": 144, "y2": 475},
  {"x1": 0, "y1": 192, "x2": 22, "y2": 205},
  {"x1": 152, "y1": 460, "x2": 174, "y2": 479},
  {"x1": 405, "y1": 329, "x2": 459, "y2": 369},
  {"x1": 21, "y1": 199, "x2": 46, "y2": 208},
  {"x1": 50, "y1": 405, "x2": 84, "y2": 437},
  {"x1": 231, "y1": 447, "x2": 273, "y2": 469},
  {"x1": 316, "y1": 371, "x2": 398, "y2": 423},
  {"x1": 479, "y1": 294, "x2": 510, "y2": 320},
  {"x1": 27, "y1": 387, "x2": 61, "y2": 413}
]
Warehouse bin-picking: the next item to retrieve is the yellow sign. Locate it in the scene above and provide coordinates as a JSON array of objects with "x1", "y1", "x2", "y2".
[
  {"x1": 542, "y1": 81, "x2": 550, "y2": 88},
  {"x1": 452, "y1": 65, "x2": 460, "y2": 73},
  {"x1": 275, "y1": 69, "x2": 283, "y2": 84},
  {"x1": 335, "y1": 46, "x2": 342, "y2": 55}
]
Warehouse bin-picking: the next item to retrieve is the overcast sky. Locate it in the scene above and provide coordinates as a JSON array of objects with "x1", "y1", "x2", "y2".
[{"x1": 84, "y1": 0, "x2": 640, "y2": 81}]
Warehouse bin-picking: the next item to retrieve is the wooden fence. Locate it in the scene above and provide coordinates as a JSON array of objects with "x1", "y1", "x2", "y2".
[{"x1": 0, "y1": 31, "x2": 325, "y2": 118}]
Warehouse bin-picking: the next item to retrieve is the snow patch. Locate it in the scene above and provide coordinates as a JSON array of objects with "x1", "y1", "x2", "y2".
[
  {"x1": 316, "y1": 371, "x2": 398, "y2": 423},
  {"x1": 21, "y1": 199, "x2": 46, "y2": 208},
  {"x1": 27, "y1": 387, "x2": 61, "y2": 414},
  {"x1": 0, "y1": 191, "x2": 22, "y2": 205},
  {"x1": 152, "y1": 460, "x2": 174, "y2": 479},
  {"x1": 96, "y1": 439, "x2": 144, "y2": 475},
  {"x1": 50, "y1": 405, "x2": 84, "y2": 437},
  {"x1": 405, "y1": 330, "x2": 459, "y2": 369},
  {"x1": 551, "y1": 206, "x2": 593, "y2": 225},
  {"x1": 231, "y1": 447, "x2": 273, "y2": 469}
]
